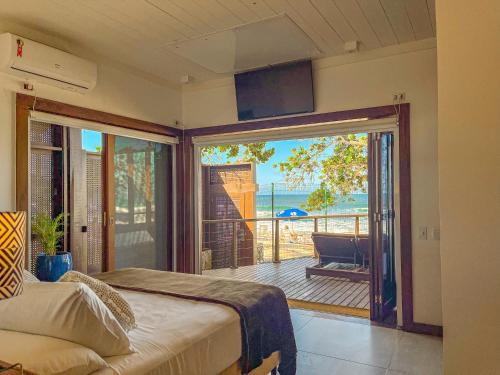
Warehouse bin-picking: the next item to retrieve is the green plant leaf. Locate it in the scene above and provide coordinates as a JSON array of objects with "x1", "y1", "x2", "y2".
[{"x1": 31, "y1": 213, "x2": 65, "y2": 256}]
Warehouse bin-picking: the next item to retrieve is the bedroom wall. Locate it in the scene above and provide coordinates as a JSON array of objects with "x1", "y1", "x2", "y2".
[
  {"x1": 181, "y1": 38, "x2": 442, "y2": 326},
  {"x1": 0, "y1": 25, "x2": 182, "y2": 213},
  {"x1": 436, "y1": 0, "x2": 500, "y2": 373}
]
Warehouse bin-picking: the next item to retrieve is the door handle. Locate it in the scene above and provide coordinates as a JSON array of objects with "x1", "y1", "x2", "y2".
[{"x1": 103, "y1": 212, "x2": 115, "y2": 226}]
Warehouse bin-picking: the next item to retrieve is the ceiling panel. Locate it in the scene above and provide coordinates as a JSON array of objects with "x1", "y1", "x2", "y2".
[
  {"x1": 80, "y1": 0, "x2": 183, "y2": 44},
  {"x1": 146, "y1": 0, "x2": 215, "y2": 36},
  {"x1": 221, "y1": 0, "x2": 260, "y2": 23},
  {"x1": 406, "y1": 0, "x2": 434, "y2": 40},
  {"x1": 0, "y1": 0, "x2": 435, "y2": 85},
  {"x1": 168, "y1": 15, "x2": 321, "y2": 73},
  {"x1": 240, "y1": 0, "x2": 277, "y2": 18},
  {"x1": 356, "y1": 0, "x2": 398, "y2": 47},
  {"x1": 426, "y1": 0, "x2": 436, "y2": 33},
  {"x1": 379, "y1": 0, "x2": 416, "y2": 43},
  {"x1": 176, "y1": 0, "x2": 244, "y2": 29},
  {"x1": 310, "y1": 0, "x2": 358, "y2": 42},
  {"x1": 116, "y1": 0, "x2": 195, "y2": 41},
  {"x1": 265, "y1": 0, "x2": 335, "y2": 53},
  {"x1": 335, "y1": 0, "x2": 381, "y2": 49},
  {"x1": 286, "y1": 0, "x2": 345, "y2": 53}
]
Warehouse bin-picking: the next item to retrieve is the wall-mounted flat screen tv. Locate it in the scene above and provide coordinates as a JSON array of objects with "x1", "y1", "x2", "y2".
[{"x1": 234, "y1": 60, "x2": 314, "y2": 121}]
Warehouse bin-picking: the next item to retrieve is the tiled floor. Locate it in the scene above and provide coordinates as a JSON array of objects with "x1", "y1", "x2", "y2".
[{"x1": 290, "y1": 309, "x2": 443, "y2": 375}]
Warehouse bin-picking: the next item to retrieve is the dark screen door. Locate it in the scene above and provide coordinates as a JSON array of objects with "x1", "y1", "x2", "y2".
[{"x1": 370, "y1": 132, "x2": 397, "y2": 322}]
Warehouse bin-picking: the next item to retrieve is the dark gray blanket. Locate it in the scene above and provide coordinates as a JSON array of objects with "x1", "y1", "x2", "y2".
[{"x1": 95, "y1": 268, "x2": 297, "y2": 375}]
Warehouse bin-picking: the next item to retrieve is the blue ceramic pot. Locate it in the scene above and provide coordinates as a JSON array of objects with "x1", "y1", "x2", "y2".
[{"x1": 36, "y1": 252, "x2": 72, "y2": 281}]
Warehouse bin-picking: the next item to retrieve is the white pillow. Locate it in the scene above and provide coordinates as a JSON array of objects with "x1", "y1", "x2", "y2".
[
  {"x1": 23, "y1": 269, "x2": 40, "y2": 283},
  {"x1": 0, "y1": 282, "x2": 133, "y2": 357},
  {"x1": 0, "y1": 329, "x2": 109, "y2": 375}
]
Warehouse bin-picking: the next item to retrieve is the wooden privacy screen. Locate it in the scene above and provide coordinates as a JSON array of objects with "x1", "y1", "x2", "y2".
[
  {"x1": 67, "y1": 127, "x2": 104, "y2": 274},
  {"x1": 86, "y1": 152, "x2": 104, "y2": 274},
  {"x1": 28, "y1": 120, "x2": 65, "y2": 273},
  {"x1": 25, "y1": 122, "x2": 104, "y2": 274},
  {"x1": 202, "y1": 163, "x2": 256, "y2": 269}
]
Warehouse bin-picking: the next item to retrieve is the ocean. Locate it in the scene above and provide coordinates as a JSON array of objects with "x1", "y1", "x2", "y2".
[{"x1": 256, "y1": 193, "x2": 368, "y2": 218}]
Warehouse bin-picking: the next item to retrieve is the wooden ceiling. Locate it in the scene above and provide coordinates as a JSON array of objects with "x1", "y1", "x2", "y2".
[{"x1": 0, "y1": 0, "x2": 435, "y2": 85}]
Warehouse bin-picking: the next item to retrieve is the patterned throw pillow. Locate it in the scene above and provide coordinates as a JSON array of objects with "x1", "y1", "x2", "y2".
[{"x1": 59, "y1": 271, "x2": 137, "y2": 332}]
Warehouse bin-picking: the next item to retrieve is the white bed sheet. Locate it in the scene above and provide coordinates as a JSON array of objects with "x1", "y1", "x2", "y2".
[{"x1": 99, "y1": 289, "x2": 242, "y2": 375}]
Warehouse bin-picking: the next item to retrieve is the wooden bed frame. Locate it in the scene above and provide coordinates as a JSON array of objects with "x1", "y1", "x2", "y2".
[{"x1": 0, "y1": 360, "x2": 36, "y2": 375}]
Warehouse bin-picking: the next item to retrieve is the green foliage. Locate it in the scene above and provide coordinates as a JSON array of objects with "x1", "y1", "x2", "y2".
[
  {"x1": 201, "y1": 142, "x2": 275, "y2": 164},
  {"x1": 276, "y1": 134, "x2": 368, "y2": 212},
  {"x1": 301, "y1": 183, "x2": 335, "y2": 212},
  {"x1": 31, "y1": 213, "x2": 65, "y2": 256}
]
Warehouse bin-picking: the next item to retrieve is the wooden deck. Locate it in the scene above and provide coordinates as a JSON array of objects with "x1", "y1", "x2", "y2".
[{"x1": 203, "y1": 257, "x2": 370, "y2": 313}]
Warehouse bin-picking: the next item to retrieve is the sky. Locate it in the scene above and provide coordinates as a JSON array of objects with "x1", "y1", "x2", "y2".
[
  {"x1": 82, "y1": 129, "x2": 102, "y2": 151},
  {"x1": 254, "y1": 139, "x2": 318, "y2": 186}
]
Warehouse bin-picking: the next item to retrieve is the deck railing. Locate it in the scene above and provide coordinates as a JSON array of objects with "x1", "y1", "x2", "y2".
[{"x1": 202, "y1": 214, "x2": 368, "y2": 269}]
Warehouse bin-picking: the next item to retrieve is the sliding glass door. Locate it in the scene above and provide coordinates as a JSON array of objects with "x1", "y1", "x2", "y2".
[{"x1": 106, "y1": 135, "x2": 173, "y2": 271}]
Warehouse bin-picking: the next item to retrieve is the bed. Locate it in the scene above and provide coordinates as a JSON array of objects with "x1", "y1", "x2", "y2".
[
  {"x1": 0, "y1": 269, "x2": 294, "y2": 375},
  {"x1": 100, "y1": 288, "x2": 277, "y2": 375}
]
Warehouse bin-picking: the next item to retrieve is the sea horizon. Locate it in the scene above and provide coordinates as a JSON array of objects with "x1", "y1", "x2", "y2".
[{"x1": 256, "y1": 192, "x2": 368, "y2": 217}]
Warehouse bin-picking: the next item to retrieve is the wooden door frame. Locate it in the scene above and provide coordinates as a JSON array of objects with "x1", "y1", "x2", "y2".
[
  {"x1": 181, "y1": 103, "x2": 441, "y2": 336},
  {"x1": 103, "y1": 134, "x2": 115, "y2": 271},
  {"x1": 15, "y1": 94, "x2": 181, "y2": 273}
]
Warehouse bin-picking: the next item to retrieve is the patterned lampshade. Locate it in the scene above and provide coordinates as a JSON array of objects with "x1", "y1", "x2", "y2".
[{"x1": 0, "y1": 211, "x2": 26, "y2": 300}]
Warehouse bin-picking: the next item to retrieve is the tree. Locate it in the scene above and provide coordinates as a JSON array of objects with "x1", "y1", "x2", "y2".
[
  {"x1": 275, "y1": 134, "x2": 368, "y2": 212},
  {"x1": 201, "y1": 142, "x2": 275, "y2": 164},
  {"x1": 302, "y1": 183, "x2": 335, "y2": 213}
]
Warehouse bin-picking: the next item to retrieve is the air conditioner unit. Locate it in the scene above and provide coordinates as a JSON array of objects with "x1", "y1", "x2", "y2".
[{"x1": 0, "y1": 33, "x2": 97, "y2": 93}]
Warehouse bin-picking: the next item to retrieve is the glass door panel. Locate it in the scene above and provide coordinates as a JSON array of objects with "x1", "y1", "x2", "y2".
[
  {"x1": 379, "y1": 133, "x2": 396, "y2": 315},
  {"x1": 369, "y1": 132, "x2": 396, "y2": 322},
  {"x1": 112, "y1": 136, "x2": 172, "y2": 270}
]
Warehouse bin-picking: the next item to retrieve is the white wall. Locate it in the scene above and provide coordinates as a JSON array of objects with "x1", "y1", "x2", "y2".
[
  {"x1": 0, "y1": 28, "x2": 182, "y2": 212},
  {"x1": 182, "y1": 39, "x2": 442, "y2": 326},
  {"x1": 436, "y1": 0, "x2": 500, "y2": 373}
]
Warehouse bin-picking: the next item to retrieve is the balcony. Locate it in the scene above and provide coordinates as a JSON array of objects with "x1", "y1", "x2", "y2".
[{"x1": 201, "y1": 214, "x2": 370, "y2": 316}]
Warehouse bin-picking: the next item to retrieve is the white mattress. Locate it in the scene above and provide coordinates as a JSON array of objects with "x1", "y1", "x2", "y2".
[{"x1": 100, "y1": 289, "x2": 242, "y2": 375}]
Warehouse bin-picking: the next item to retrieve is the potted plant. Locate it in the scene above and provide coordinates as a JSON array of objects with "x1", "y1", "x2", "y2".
[{"x1": 32, "y1": 213, "x2": 72, "y2": 281}]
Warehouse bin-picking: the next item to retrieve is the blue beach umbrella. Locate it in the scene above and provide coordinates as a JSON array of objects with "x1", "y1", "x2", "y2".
[
  {"x1": 276, "y1": 208, "x2": 308, "y2": 239},
  {"x1": 276, "y1": 208, "x2": 308, "y2": 218}
]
